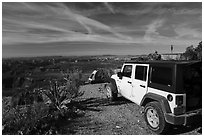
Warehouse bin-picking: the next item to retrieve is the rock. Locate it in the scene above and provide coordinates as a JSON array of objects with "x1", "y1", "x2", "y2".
[{"x1": 116, "y1": 126, "x2": 121, "y2": 129}]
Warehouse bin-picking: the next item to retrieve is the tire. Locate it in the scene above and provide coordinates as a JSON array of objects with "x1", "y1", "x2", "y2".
[
  {"x1": 105, "y1": 80, "x2": 118, "y2": 101},
  {"x1": 144, "y1": 101, "x2": 169, "y2": 134}
]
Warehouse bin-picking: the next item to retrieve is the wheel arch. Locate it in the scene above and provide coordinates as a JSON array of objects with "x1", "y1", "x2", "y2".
[
  {"x1": 140, "y1": 92, "x2": 171, "y2": 114},
  {"x1": 105, "y1": 78, "x2": 118, "y2": 101},
  {"x1": 105, "y1": 78, "x2": 118, "y2": 93}
]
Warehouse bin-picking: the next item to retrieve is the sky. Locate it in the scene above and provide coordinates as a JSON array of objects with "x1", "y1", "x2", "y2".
[{"x1": 2, "y1": 2, "x2": 202, "y2": 57}]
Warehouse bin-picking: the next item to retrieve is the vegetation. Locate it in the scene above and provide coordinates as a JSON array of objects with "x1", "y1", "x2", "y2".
[
  {"x1": 93, "y1": 68, "x2": 114, "y2": 83},
  {"x1": 2, "y1": 56, "x2": 122, "y2": 97},
  {"x1": 148, "y1": 51, "x2": 161, "y2": 60},
  {"x1": 2, "y1": 56, "x2": 121, "y2": 134},
  {"x1": 2, "y1": 41, "x2": 202, "y2": 134},
  {"x1": 183, "y1": 41, "x2": 202, "y2": 60},
  {"x1": 2, "y1": 70, "x2": 84, "y2": 135}
]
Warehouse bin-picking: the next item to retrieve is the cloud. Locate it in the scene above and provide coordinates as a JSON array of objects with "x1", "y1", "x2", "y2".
[
  {"x1": 174, "y1": 26, "x2": 201, "y2": 40},
  {"x1": 3, "y1": 2, "x2": 142, "y2": 45},
  {"x1": 144, "y1": 19, "x2": 165, "y2": 42},
  {"x1": 104, "y1": 2, "x2": 115, "y2": 14},
  {"x1": 2, "y1": 2, "x2": 202, "y2": 57},
  {"x1": 59, "y1": 3, "x2": 132, "y2": 40}
]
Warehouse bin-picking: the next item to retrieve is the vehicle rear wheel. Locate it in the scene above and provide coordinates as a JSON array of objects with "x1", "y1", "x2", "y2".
[
  {"x1": 105, "y1": 82, "x2": 118, "y2": 101},
  {"x1": 144, "y1": 101, "x2": 169, "y2": 134}
]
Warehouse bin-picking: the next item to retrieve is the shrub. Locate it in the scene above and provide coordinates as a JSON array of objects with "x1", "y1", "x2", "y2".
[
  {"x1": 94, "y1": 68, "x2": 114, "y2": 83},
  {"x1": 3, "y1": 103, "x2": 50, "y2": 134},
  {"x1": 11, "y1": 88, "x2": 43, "y2": 107},
  {"x1": 183, "y1": 42, "x2": 202, "y2": 60},
  {"x1": 148, "y1": 51, "x2": 161, "y2": 60},
  {"x1": 3, "y1": 70, "x2": 84, "y2": 134}
]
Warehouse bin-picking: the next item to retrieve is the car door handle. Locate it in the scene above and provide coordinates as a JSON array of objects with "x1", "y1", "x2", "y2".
[
  {"x1": 140, "y1": 85, "x2": 145, "y2": 88},
  {"x1": 128, "y1": 81, "x2": 132, "y2": 84}
]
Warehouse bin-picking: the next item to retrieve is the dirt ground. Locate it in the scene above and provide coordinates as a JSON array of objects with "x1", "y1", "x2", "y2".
[{"x1": 67, "y1": 84, "x2": 202, "y2": 135}]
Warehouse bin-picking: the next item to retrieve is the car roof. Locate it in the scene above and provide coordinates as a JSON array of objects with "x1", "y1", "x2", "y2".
[{"x1": 124, "y1": 60, "x2": 201, "y2": 66}]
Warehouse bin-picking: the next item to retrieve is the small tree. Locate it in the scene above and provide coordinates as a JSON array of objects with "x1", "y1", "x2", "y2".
[
  {"x1": 148, "y1": 51, "x2": 161, "y2": 60},
  {"x1": 195, "y1": 41, "x2": 202, "y2": 60},
  {"x1": 183, "y1": 41, "x2": 202, "y2": 60},
  {"x1": 183, "y1": 45, "x2": 197, "y2": 60}
]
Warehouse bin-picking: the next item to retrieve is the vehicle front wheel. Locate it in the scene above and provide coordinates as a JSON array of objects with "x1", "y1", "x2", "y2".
[
  {"x1": 105, "y1": 82, "x2": 118, "y2": 101},
  {"x1": 144, "y1": 101, "x2": 169, "y2": 134}
]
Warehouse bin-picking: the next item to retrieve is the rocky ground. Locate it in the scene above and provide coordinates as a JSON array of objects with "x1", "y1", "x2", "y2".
[
  {"x1": 65, "y1": 84, "x2": 202, "y2": 135},
  {"x1": 2, "y1": 83, "x2": 201, "y2": 135}
]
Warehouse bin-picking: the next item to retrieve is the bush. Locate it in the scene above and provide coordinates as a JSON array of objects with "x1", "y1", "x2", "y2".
[
  {"x1": 41, "y1": 71, "x2": 83, "y2": 117},
  {"x1": 3, "y1": 100, "x2": 80, "y2": 135},
  {"x1": 148, "y1": 51, "x2": 161, "y2": 60},
  {"x1": 183, "y1": 41, "x2": 202, "y2": 60},
  {"x1": 11, "y1": 88, "x2": 43, "y2": 107},
  {"x1": 3, "y1": 70, "x2": 84, "y2": 135},
  {"x1": 3, "y1": 103, "x2": 50, "y2": 135},
  {"x1": 93, "y1": 68, "x2": 114, "y2": 83}
]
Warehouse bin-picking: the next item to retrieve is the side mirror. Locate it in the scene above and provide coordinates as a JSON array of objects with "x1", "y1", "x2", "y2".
[{"x1": 117, "y1": 72, "x2": 123, "y2": 79}]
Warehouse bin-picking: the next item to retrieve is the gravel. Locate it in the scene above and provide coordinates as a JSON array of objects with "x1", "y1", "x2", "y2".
[{"x1": 70, "y1": 84, "x2": 202, "y2": 135}]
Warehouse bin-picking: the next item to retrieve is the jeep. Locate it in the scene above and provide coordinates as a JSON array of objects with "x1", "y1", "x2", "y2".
[{"x1": 105, "y1": 61, "x2": 202, "y2": 134}]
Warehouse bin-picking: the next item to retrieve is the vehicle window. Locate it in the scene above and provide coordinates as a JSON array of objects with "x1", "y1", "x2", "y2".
[
  {"x1": 151, "y1": 67, "x2": 172, "y2": 86},
  {"x1": 135, "y1": 66, "x2": 147, "y2": 81},
  {"x1": 89, "y1": 74, "x2": 94, "y2": 79},
  {"x1": 123, "y1": 65, "x2": 132, "y2": 78}
]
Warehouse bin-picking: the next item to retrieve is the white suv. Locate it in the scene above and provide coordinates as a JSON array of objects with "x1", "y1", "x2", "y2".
[{"x1": 105, "y1": 61, "x2": 202, "y2": 134}]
